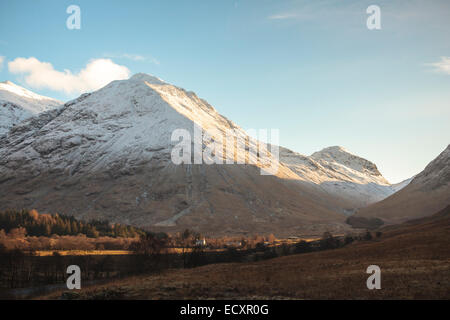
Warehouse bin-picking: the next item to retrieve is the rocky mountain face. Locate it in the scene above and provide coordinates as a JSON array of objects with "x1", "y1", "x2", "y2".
[
  {"x1": 276, "y1": 145, "x2": 406, "y2": 210},
  {"x1": 351, "y1": 145, "x2": 450, "y2": 226},
  {"x1": 0, "y1": 81, "x2": 62, "y2": 136},
  {"x1": 0, "y1": 74, "x2": 408, "y2": 236}
]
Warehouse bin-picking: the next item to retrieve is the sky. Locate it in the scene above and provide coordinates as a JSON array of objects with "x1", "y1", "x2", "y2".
[{"x1": 0, "y1": 0, "x2": 449, "y2": 183}]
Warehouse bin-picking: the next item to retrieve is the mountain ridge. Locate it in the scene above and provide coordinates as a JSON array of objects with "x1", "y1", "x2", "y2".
[
  {"x1": 0, "y1": 81, "x2": 62, "y2": 136},
  {"x1": 351, "y1": 144, "x2": 450, "y2": 225}
]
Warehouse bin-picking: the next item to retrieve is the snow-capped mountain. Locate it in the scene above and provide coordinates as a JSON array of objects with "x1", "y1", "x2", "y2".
[
  {"x1": 0, "y1": 74, "x2": 349, "y2": 236},
  {"x1": 0, "y1": 73, "x2": 408, "y2": 235},
  {"x1": 277, "y1": 145, "x2": 405, "y2": 209},
  {"x1": 0, "y1": 81, "x2": 62, "y2": 136},
  {"x1": 0, "y1": 73, "x2": 277, "y2": 176},
  {"x1": 352, "y1": 145, "x2": 450, "y2": 225}
]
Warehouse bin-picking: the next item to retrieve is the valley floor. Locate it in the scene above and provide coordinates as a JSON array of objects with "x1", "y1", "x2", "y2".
[{"x1": 39, "y1": 212, "x2": 450, "y2": 300}]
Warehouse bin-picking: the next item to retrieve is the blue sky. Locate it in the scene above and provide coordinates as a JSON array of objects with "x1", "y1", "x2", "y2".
[{"x1": 0, "y1": 0, "x2": 449, "y2": 183}]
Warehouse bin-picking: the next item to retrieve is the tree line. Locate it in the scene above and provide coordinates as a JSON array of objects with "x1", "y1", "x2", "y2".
[{"x1": 0, "y1": 209, "x2": 147, "y2": 238}]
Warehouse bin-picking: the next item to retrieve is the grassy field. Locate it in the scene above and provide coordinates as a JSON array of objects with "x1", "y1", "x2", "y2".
[
  {"x1": 33, "y1": 250, "x2": 133, "y2": 256},
  {"x1": 31, "y1": 236, "x2": 324, "y2": 256},
  {"x1": 39, "y1": 210, "x2": 450, "y2": 300}
]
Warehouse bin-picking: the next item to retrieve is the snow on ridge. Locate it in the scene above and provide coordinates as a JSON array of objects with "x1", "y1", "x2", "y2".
[
  {"x1": 279, "y1": 145, "x2": 388, "y2": 185},
  {"x1": 0, "y1": 81, "x2": 62, "y2": 136},
  {"x1": 129, "y1": 73, "x2": 166, "y2": 84},
  {"x1": 277, "y1": 144, "x2": 405, "y2": 206},
  {"x1": 391, "y1": 177, "x2": 413, "y2": 192},
  {"x1": 0, "y1": 81, "x2": 61, "y2": 107},
  {"x1": 0, "y1": 73, "x2": 270, "y2": 176},
  {"x1": 311, "y1": 145, "x2": 385, "y2": 180}
]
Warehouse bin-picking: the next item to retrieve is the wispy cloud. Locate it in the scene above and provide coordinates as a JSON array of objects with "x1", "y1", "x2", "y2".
[
  {"x1": 0, "y1": 56, "x2": 4, "y2": 71},
  {"x1": 104, "y1": 53, "x2": 160, "y2": 65},
  {"x1": 8, "y1": 57, "x2": 130, "y2": 95},
  {"x1": 426, "y1": 57, "x2": 450, "y2": 74},
  {"x1": 268, "y1": 0, "x2": 450, "y2": 28},
  {"x1": 268, "y1": 13, "x2": 300, "y2": 20},
  {"x1": 267, "y1": 1, "x2": 359, "y2": 23}
]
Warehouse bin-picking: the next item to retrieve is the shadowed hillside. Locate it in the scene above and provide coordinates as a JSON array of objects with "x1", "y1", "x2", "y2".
[{"x1": 350, "y1": 145, "x2": 450, "y2": 226}]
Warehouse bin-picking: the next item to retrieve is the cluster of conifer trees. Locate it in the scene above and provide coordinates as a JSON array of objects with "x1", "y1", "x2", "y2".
[{"x1": 0, "y1": 209, "x2": 147, "y2": 238}]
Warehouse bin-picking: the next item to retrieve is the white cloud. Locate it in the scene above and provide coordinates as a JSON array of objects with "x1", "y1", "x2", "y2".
[
  {"x1": 121, "y1": 54, "x2": 146, "y2": 61},
  {"x1": 427, "y1": 57, "x2": 450, "y2": 74},
  {"x1": 8, "y1": 57, "x2": 131, "y2": 95},
  {"x1": 0, "y1": 56, "x2": 4, "y2": 71},
  {"x1": 103, "y1": 53, "x2": 160, "y2": 65},
  {"x1": 268, "y1": 13, "x2": 300, "y2": 20}
]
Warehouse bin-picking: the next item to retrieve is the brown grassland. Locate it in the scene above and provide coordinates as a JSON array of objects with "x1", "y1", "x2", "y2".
[
  {"x1": 33, "y1": 250, "x2": 133, "y2": 256},
  {"x1": 39, "y1": 208, "x2": 450, "y2": 300}
]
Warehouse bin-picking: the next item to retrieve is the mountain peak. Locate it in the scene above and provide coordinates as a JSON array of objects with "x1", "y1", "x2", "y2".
[
  {"x1": 0, "y1": 80, "x2": 60, "y2": 103},
  {"x1": 318, "y1": 145, "x2": 349, "y2": 154},
  {"x1": 129, "y1": 73, "x2": 166, "y2": 85},
  {"x1": 311, "y1": 146, "x2": 354, "y2": 159},
  {"x1": 0, "y1": 81, "x2": 62, "y2": 136},
  {"x1": 311, "y1": 145, "x2": 383, "y2": 178}
]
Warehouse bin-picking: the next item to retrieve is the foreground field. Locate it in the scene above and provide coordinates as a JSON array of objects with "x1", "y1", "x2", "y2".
[
  {"x1": 40, "y1": 209, "x2": 450, "y2": 300},
  {"x1": 33, "y1": 250, "x2": 133, "y2": 256}
]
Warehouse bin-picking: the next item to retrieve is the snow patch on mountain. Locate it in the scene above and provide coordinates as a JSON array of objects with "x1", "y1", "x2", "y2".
[
  {"x1": 277, "y1": 145, "x2": 407, "y2": 207},
  {"x1": 0, "y1": 81, "x2": 62, "y2": 136},
  {"x1": 391, "y1": 177, "x2": 413, "y2": 192}
]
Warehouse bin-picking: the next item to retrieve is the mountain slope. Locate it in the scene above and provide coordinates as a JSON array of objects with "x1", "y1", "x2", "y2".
[
  {"x1": 276, "y1": 145, "x2": 402, "y2": 210},
  {"x1": 391, "y1": 177, "x2": 413, "y2": 193},
  {"x1": 351, "y1": 145, "x2": 450, "y2": 225},
  {"x1": 0, "y1": 81, "x2": 62, "y2": 135},
  {"x1": 0, "y1": 74, "x2": 350, "y2": 236}
]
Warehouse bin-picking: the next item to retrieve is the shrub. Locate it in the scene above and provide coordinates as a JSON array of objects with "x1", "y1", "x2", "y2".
[{"x1": 294, "y1": 240, "x2": 311, "y2": 254}]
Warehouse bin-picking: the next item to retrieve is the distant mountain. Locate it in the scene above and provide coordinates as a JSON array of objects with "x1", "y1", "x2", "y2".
[
  {"x1": 277, "y1": 145, "x2": 405, "y2": 210},
  {"x1": 0, "y1": 81, "x2": 62, "y2": 136},
  {"x1": 350, "y1": 145, "x2": 450, "y2": 226}
]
